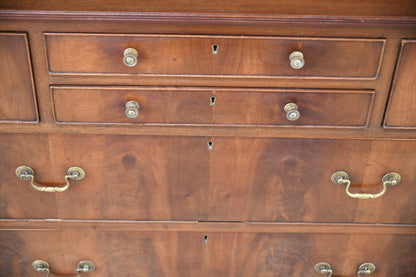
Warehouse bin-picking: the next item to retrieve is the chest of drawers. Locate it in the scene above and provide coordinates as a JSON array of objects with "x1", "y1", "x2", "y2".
[{"x1": 1, "y1": 1, "x2": 415, "y2": 276}]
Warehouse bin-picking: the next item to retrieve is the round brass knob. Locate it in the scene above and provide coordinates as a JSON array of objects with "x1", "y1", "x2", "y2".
[
  {"x1": 123, "y1": 48, "x2": 138, "y2": 67},
  {"x1": 125, "y1": 101, "x2": 140, "y2": 118},
  {"x1": 289, "y1": 51, "x2": 304, "y2": 69},
  {"x1": 284, "y1": 103, "x2": 300, "y2": 121}
]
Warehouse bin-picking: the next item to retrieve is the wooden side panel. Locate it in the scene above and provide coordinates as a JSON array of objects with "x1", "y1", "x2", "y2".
[
  {"x1": 45, "y1": 34, "x2": 384, "y2": 78},
  {"x1": 384, "y1": 40, "x2": 416, "y2": 128},
  {"x1": 0, "y1": 33, "x2": 37, "y2": 122},
  {"x1": 52, "y1": 86, "x2": 373, "y2": 127},
  {"x1": 0, "y1": 228, "x2": 415, "y2": 277},
  {"x1": 1, "y1": 134, "x2": 415, "y2": 223}
]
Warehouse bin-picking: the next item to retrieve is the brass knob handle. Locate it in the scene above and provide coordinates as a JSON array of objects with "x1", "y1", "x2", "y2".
[
  {"x1": 289, "y1": 51, "x2": 304, "y2": 69},
  {"x1": 284, "y1": 103, "x2": 300, "y2": 121},
  {"x1": 357, "y1": 263, "x2": 376, "y2": 277},
  {"x1": 125, "y1": 100, "x2": 140, "y2": 118},
  {"x1": 123, "y1": 48, "x2": 138, "y2": 67},
  {"x1": 77, "y1": 261, "x2": 95, "y2": 277},
  {"x1": 32, "y1": 260, "x2": 50, "y2": 277},
  {"x1": 16, "y1": 166, "x2": 85, "y2": 192},
  {"x1": 331, "y1": 171, "x2": 400, "y2": 199},
  {"x1": 314, "y1": 262, "x2": 333, "y2": 277}
]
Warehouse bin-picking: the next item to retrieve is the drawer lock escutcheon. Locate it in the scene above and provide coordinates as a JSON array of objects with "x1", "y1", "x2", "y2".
[
  {"x1": 331, "y1": 171, "x2": 400, "y2": 199},
  {"x1": 314, "y1": 262, "x2": 333, "y2": 277},
  {"x1": 16, "y1": 166, "x2": 85, "y2": 192}
]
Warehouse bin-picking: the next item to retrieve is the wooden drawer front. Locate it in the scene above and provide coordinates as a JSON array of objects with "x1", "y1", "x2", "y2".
[
  {"x1": 1, "y1": 134, "x2": 415, "y2": 223},
  {"x1": 52, "y1": 86, "x2": 373, "y2": 127},
  {"x1": 384, "y1": 40, "x2": 416, "y2": 128},
  {"x1": 45, "y1": 33, "x2": 385, "y2": 78},
  {"x1": 0, "y1": 33, "x2": 37, "y2": 122},
  {"x1": 0, "y1": 227, "x2": 415, "y2": 277}
]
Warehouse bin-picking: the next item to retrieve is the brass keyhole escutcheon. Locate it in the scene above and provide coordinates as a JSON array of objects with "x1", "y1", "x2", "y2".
[{"x1": 212, "y1": 44, "x2": 219, "y2": 54}]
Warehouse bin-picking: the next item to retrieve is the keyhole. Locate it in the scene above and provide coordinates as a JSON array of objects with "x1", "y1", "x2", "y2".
[
  {"x1": 207, "y1": 141, "x2": 214, "y2": 150},
  {"x1": 210, "y1": 96, "x2": 216, "y2": 106},
  {"x1": 204, "y1": 235, "x2": 209, "y2": 243},
  {"x1": 212, "y1": 44, "x2": 219, "y2": 54}
]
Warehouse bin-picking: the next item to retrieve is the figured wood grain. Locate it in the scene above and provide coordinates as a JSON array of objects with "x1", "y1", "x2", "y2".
[
  {"x1": 45, "y1": 34, "x2": 385, "y2": 78},
  {"x1": 52, "y1": 86, "x2": 374, "y2": 127},
  {"x1": 384, "y1": 40, "x2": 416, "y2": 128},
  {"x1": 0, "y1": 33, "x2": 37, "y2": 122},
  {"x1": 0, "y1": 227, "x2": 415, "y2": 276},
  {"x1": 1, "y1": 134, "x2": 415, "y2": 223}
]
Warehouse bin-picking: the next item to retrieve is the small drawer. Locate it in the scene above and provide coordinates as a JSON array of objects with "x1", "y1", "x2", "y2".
[
  {"x1": 0, "y1": 33, "x2": 37, "y2": 122},
  {"x1": 44, "y1": 33, "x2": 385, "y2": 78},
  {"x1": 384, "y1": 40, "x2": 416, "y2": 128},
  {"x1": 52, "y1": 86, "x2": 374, "y2": 127}
]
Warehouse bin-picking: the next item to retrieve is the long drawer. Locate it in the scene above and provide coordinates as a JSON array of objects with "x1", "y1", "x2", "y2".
[
  {"x1": 52, "y1": 86, "x2": 374, "y2": 127},
  {"x1": 44, "y1": 33, "x2": 385, "y2": 78},
  {"x1": 1, "y1": 134, "x2": 415, "y2": 223},
  {"x1": 0, "y1": 224, "x2": 415, "y2": 277}
]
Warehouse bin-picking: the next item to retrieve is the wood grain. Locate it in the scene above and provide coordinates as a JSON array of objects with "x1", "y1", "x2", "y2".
[
  {"x1": 0, "y1": 227, "x2": 415, "y2": 276},
  {"x1": 51, "y1": 86, "x2": 374, "y2": 127},
  {"x1": 0, "y1": 33, "x2": 37, "y2": 122},
  {"x1": 384, "y1": 40, "x2": 416, "y2": 129},
  {"x1": 45, "y1": 34, "x2": 385, "y2": 78},
  {"x1": 1, "y1": 134, "x2": 415, "y2": 223}
]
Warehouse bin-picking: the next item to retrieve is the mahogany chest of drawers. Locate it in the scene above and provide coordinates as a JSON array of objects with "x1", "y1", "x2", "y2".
[{"x1": 1, "y1": 1, "x2": 415, "y2": 276}]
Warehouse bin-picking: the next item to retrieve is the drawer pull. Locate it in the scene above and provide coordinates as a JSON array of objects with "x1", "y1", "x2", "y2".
[
  {"x1": 314, "y1": 262, "x2": 333, "y2": 277},
  {"x1": 123, "y1": 48, "x2": 138, "y2": 67},
  {"x1": 32, "y1": 260, "x2": 94, "y2": 277},
  {"x1": 77, "y1": 261, "x2": 95, "y2": 277},
  {"x1": 125, "y1": 100, "x2": 140, "y2": 118},
  {"x1": 331, "y1": 171, "x2": 400, "y2": 199},
  {"x1": 32, "y1": 260, "x2": 50, "y2": 277},
  {"x1": 284, "y1": 103, "x2": 300, "y2": 121},
  {"x1": 16, "y1": 165, "x2": 85, "y2": 192},
  {"x1": 357, "y1": 263, "x2": 375, "y2": 276},
  {"x1": 289, "y1": 51, "x2": 304, "y2": 69}
]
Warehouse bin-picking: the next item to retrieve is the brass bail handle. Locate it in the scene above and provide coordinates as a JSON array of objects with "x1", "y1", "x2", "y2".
[
  {"x1": 357, "y1": 263, "x2": 376, "y2": 276},
  {"x1": 16, "y1": 166, "x2": 85, "y2": 192},
  {"x1": 314, "y1": 262, "x2": 333, "y2": 277},
  {"x1": 331, "y1": 171, "x2": 401, "y2": 199},
  {"x1": 32, "y1": 260, "x2": 94, "y2": 277}
]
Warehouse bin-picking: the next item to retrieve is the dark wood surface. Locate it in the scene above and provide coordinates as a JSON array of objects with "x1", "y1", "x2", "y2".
[
  {"x1": 0, "y1": 33, "x2": 37, "y2": 122},
  {"x1": 384, "y1": 40, "x2": 416, "y2": 128},
  {"x1": 0, "y1": 226, "x2": 415, "y2": 277},
  {"x1": 52, "y1": 86, "x2": 373, "y2": 127},
  {"x1": 45, "y1": 34, "x2": 384, "y2": 78},
  {"x1": 0, "y1": 1, "x2": 415, "y2": 276},
  {"x1": 1, "y1": 0, "x2": 416, "y2": 18},
  {"x1": 1, "y1": 134, "x2": 415, "y2": 223}
]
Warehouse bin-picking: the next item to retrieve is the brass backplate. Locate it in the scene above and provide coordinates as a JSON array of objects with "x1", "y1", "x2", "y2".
[
  {"x1": 32, "y1": 260, "x2": 49, "y2": 271},
  {"x1": 78, "y1": 261, "x2": 95, "y2": 272},
  {"x1": 359, "y1": 263, "x2": 376, "y2": 273},
  {"x1": 314, "y1": 262, "x2": 331, "y2": 273},
  {"x1": 15, "y1": 166, "x2": 34, "y2": 180},
  {"x1": 331, "y1": 171, "x2": 350, "y2": 184},
  {"x1": 67, "y1": 167, "x2": 86, "y2": 180},
  {"x1": 382, "y1": 172, "x2": 401, "y2": 185}
]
